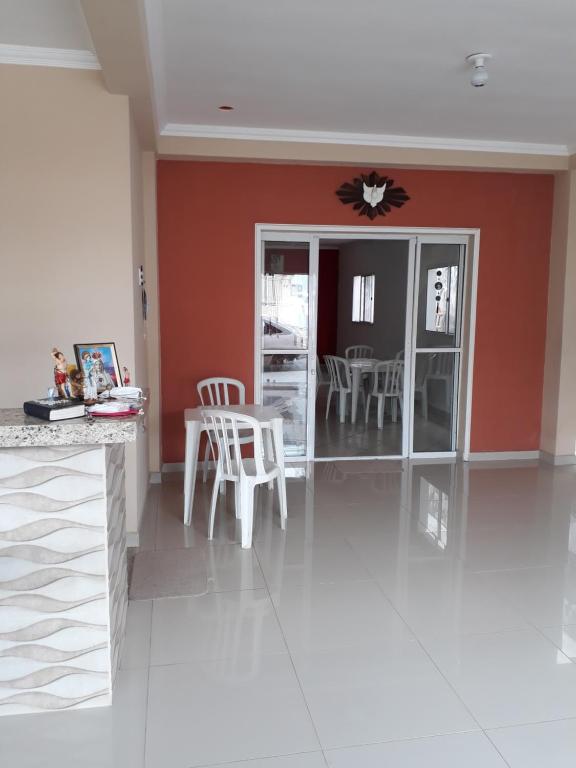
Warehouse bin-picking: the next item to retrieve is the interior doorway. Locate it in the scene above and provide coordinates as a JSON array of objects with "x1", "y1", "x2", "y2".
[
  {"x1": 254, "y1": 226, "x2": 478, "y2": 464},
  {"x1": 315, "y1": 239, "x2": 409, "y2": 458}
]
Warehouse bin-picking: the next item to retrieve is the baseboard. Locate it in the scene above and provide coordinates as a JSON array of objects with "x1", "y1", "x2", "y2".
[
  {"x1": 161, "y1": 461, "x2": 217, "y2": 473},
  {"x1": 126, "y1": 531, "x2": 139, "y2": 548},
  {"x1": 466, "y1": 451, "x2": 540, "y2": 461},
  {"x1": 149, "y1": 471, "x2": 162, "y2": 484},
  {"x1": 540, "y1": 451, "x2": 576, "y2": 466}
]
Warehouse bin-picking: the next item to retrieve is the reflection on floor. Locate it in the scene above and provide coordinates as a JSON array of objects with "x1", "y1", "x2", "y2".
[
  {"x1": 3, "y1": 460, "x2": 576, "y2": 767},
  {"x1": 314, "y1": 388, "x2": 450, "y2": 456}
]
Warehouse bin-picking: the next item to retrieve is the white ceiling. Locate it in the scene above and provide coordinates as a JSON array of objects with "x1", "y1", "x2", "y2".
[
  {"x1": 0, "y1": 0, "x2": 93, "y2": 51},
  {"x1": 2, "y1": 0, "x2": 576, "y2": 151},
  {"x1": 145, "y1": 0, "x2": 576, "y2": 148}
]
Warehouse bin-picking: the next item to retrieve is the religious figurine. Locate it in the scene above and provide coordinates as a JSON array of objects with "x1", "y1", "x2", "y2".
[
  {"x1": 122, "y1": 366, "x2": 131, "y2": 386},
  {"x1": 67, "y1": 365, "x2": 84, "y2": 400},
  {"x1": 51, "y1": 347, "x2": 71, "y2": 398}
]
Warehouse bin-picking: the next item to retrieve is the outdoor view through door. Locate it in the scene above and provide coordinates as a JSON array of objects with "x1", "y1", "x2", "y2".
[{"x1": 256, "y1": 231, "x2": 469, "y2": 462}]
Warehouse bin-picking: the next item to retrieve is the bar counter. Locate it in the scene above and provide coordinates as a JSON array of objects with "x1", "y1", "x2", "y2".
[{"x1": 0, "y1": 408, "x2": 139, "y2": 715}]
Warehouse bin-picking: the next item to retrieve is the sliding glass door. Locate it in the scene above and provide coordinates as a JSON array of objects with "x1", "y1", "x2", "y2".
[
  {"x1": 255, "y1": 228, "x2": 473, "y2": 461},
  {"x1": 256, "y1": 235, "x2": 317, "y2": 460},
  {"x1": 410, "y1": 238, "x2": 466, "y2": 455}
]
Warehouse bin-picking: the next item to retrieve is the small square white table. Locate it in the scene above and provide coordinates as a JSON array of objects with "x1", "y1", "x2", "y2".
[
  {"x1": 183, "y1": 404, "x2": 287, "y2": 525},
  {"x1": 349, "y1": 358, "x2": 381, "y2": 424}
]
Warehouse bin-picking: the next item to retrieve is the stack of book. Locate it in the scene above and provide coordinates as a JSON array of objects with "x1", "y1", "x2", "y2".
[{"x1": 23, "y1": 398, "x2": 86, "y2": 421}]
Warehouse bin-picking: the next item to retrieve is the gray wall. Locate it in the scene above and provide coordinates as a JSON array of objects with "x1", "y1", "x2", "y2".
[{"x1": 337, "y1": 240, "x2": 409, "y2": 360}]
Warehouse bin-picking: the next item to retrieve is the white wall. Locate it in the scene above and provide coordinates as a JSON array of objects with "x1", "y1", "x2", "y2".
[
  {"x1": 337, "y1": 240, "x2": 409, "y2": 360},
  {"x1": 541, "y1": 169, "x2": 576, "y2": 459},
  {"x1": 0, "y1": 64, "x2": 149, "y2": 532}
]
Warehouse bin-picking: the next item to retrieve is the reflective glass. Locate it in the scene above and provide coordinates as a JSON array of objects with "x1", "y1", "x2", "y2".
[
  {"x1": 262, "y1": 243, "x2": 309, "y2": 350},
  {"x1": 417, "y1": 244, "x2": 462, "y2": 349},
  {"x1": 412, "y1": 352, "x2": 458, "y2": 452},
  {"x1": 262, "y1": 353, "x2": 308, "y2": 457}
]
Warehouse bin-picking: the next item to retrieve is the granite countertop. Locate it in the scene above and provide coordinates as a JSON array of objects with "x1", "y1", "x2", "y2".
[{"x1": 0, "y1": 408, "x2": 141, "y2": 448}]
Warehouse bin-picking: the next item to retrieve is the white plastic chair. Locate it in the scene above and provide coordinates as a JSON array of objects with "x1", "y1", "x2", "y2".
[
  {"x1": 324, "y1": 355, "x2": 353, "y2": 423},
  {"x1": 365, "y1": 360, "x2": 404, "y2": 428},
  {"x1": 202, "y1": 408, "x2": 286, "y2": 548},
  {"x1": 197, "y1": 377, "x2": 254, "y2": 482},
  {"x1": 315, "y1": 354, "x2": 330, "y2": 396},
  {"x1": 345, "y1": 345, "x2": 374, "y2": 359}
]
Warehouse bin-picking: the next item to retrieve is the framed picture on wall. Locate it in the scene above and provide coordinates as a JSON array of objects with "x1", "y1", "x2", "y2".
[{"x1": 74, "y1": 342, "x2": 123, "y2": 393}]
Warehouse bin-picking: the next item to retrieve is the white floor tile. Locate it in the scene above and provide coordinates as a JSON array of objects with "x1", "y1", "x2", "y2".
[
  {"x1": 130, "y1": 545, "x2": 265, "y2": 599},
  {"x1": 196, "y1": 754, "x2": 327, "y2": 768},
  {"x1": 291, "y1": 641, "x2": 478, "y2": 749},
  {"x1": 0, "y1": 668, "x2": 148, "y2": 768},
  {"x1": 325, "y1": 731, "x2": 507, "y2": 767},
  {"x1": 150, "y1": 589, "x2": 286, "y2": 665},
  {"x1": 540, "y1": 624, "x2": 576, "y2": 660},
  {"x1": 255, "y1": 538, "x2": 373, "y2": 589},
  {"x1": 146, "y1": 655, "x2": 319, "y2": 767},
  {"x1": 271, "y1": 580, "x2": 412, "y2": 653},
  {"x1": 475, "y1": 566, "x2": 575, "y2": 628},
  {"x1": 487, "y1": 718, "x2": 576, "y2": 767},
  {"x1": 121, "y1": 600, "x2": 152, "y2": 669},
  {"x1": 423, "y1": 628, "x2": 576, "y2": 729},
  {"x1": 379, "y1": 562, "x2": 529, "y2": 640}
]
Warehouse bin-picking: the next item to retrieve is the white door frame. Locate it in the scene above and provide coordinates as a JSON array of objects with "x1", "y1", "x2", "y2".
[
  {"x1": 409, "y1": 235, "x2": 469, "y2": 459},
  {"x1": 255, "y1": 224, "x2": 480, "y2": 462}
]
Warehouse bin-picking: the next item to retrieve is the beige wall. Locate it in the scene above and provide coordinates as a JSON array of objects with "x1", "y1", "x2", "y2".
[
  {"x1": 541, "y1": 169, "x2": 576, "y2": 459},
  {"x1": 142, "y1": 152, "x2": 161, "y2": 474},
  {"x1": 0, "y1": 64, "x2": 149, "y2": 530},
  {"x1": 157, "y1": 134, "x2": 568, "y2": 172}
]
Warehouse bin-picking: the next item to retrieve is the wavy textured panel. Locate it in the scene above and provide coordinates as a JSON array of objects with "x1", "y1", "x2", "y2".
[
  {"x1": 1, "y1": 665, "x2": 107, "y2": 689},
  {"x1": 0, "y1": 446, "x2": 96, "y2": 463},
  {"x1": 0, "y1": 466, "x2": 100, "y2": 489},
  {"x1": 0, "y1": 492, "x2": 103, "y2": 512},
  {"x1": 0, "y1": 519, "x2": 104, "y2": 542},
  {"x1": 0, "y1": 618, "x2": 106, "y2": 642},
  {"x1": 0, "y1": 690, "x2": 107, "y2": 710},
  {"x1": 0, "y1": 442, "x2": 129, "y2": 714},
  {"x1": 0, "y1": 566, "x2": 104, "y2": 591},
  {"x1": 0, "y1": 642, "x2": 107, "y2": 662},
  {"x1": 0, "y1": 543, "x2": 104, "y2": 564},
  {"x1": 106, "y1": 444, "x2": 128, "y2": 683},
  {"x1": 0, "y1": 592, "x2": 106, "y2": 612}
]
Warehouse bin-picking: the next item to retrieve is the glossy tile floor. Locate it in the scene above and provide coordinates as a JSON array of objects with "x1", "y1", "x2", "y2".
[
  {"x1": 3, "y1": 459, "x2": 576, "y2": 766},
  {"x1": 314, "y1": 388, "x2": 450, "y2": 457}
]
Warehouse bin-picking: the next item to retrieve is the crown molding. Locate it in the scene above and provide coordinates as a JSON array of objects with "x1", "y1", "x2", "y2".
[
  {"x1": 0, "y1": 44, "x2": 100, "y2": 70},
  {"x1": 161, "y1": 122, "x2": 569, "y2": 157}
]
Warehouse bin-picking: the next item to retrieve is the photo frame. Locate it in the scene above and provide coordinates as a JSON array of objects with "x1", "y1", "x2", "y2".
[{"x1": 74, "y1": 342, "x2": 123, "y2": 393}]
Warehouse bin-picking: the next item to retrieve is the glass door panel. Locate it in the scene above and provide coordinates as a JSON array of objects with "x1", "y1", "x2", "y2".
[
  {"x1": 411, "y1": 242, "x2": 465, "y2": 455},
  {"x1": 416, "y1": 244, "x2": 462, "y2": 349},
  {"x1": 412, "y1": 352, "x2": 459, "y2": 452},
  {"x1": 262, "y1": 243, "x2": 309, "y2": 350},
  {"x1": 262, "y1": 354, "x2": 308, "y2": 457},
  {"x1": 259, "y1": 239, "x2": 314, "y2": 459}
]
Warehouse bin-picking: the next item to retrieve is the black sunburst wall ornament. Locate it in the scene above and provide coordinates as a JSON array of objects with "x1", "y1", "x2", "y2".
[{"x1": 336, "y1": 170, "x2": 410, "y2": 220}]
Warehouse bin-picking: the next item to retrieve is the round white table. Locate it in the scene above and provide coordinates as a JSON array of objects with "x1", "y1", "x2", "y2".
[{"x1": 183, "y1": 404, "x2": 287, "y2": 525}]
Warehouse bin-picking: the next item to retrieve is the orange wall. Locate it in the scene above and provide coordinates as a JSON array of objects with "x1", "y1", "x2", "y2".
[{"x1": 157, "y1": 161, "x2": 554, "y2": 462}]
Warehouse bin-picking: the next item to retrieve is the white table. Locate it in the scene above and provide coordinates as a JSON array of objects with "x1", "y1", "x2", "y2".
[
  {"x1": 349, "y1": 358, "x2": 381, "y2": 424},
  {"x1": 183, "y1": 404, "x2": 287, "y2": 525}
]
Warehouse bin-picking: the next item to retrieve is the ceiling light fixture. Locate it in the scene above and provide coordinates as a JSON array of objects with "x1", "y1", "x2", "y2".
[{"x1": 465, "y1": 53, "x2": 492, "y2": 88}]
